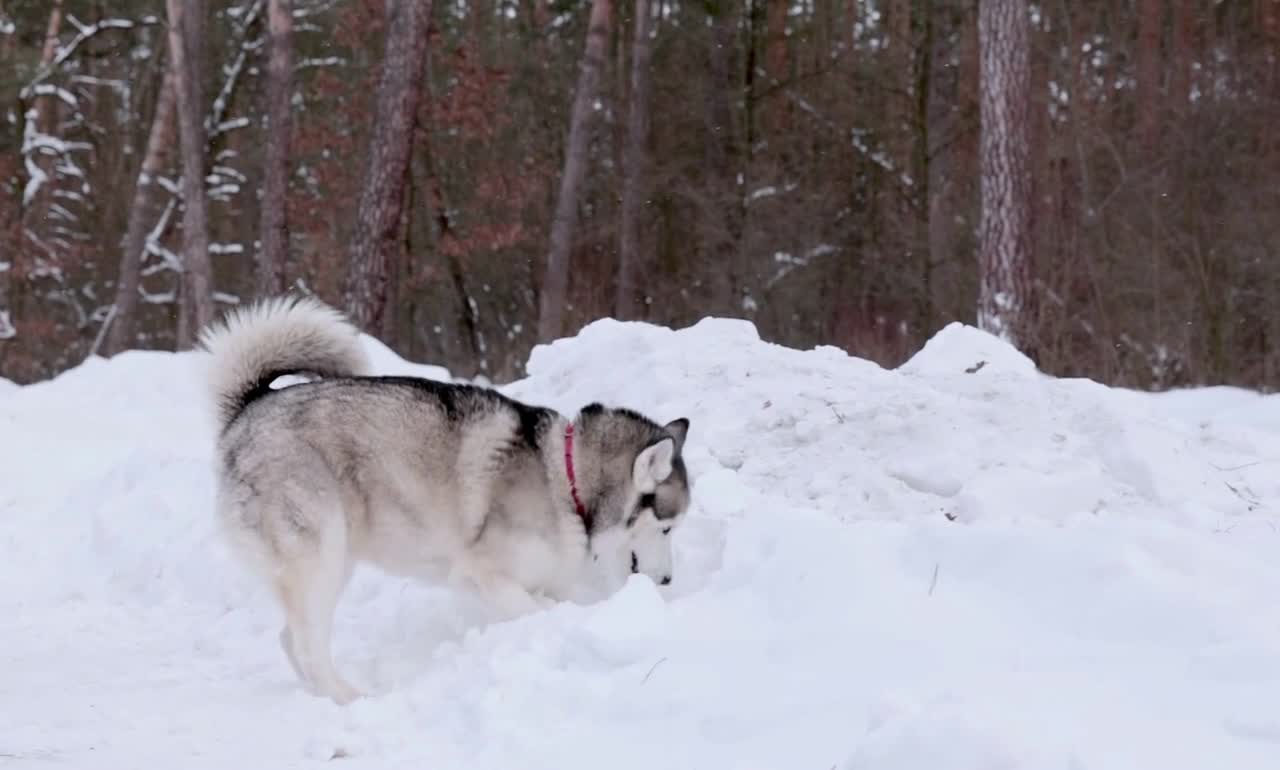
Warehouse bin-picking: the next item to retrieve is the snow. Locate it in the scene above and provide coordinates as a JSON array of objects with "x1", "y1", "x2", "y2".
[{"x1": 4, "y1": 318, "x2": 1280, "y2": 768}]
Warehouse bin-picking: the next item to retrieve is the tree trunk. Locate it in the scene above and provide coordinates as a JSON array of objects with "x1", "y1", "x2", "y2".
[
  {"x1": 977, "y1": 0, "x2": 1034, "y2": 351},
  {"x1": 888, "y1": 0, "x2": 912, "y2": 168},
  {"x1": 0, "y1": 1, "x2": 13, "y2": 62},
  {"x1": 1136, "y1": 0, "x2": 1162, "y2": 149},
  {"x1": 257, "y1": 0, "x2": 293, "y2": 298},
  {"x1": 167, "y1": 0, "x2": 213, "y2": 349},
  {"x1": 764, "y1": 0, "x2": 788, "y2": 136},
  {"x1": 104, "y1": 68, "x2": 177, "y2": 356},
  {"x1": 1169, "y1": 0, "x2": 1194, "y2": 112},
  {"x1": 537, "y1": 0, "x2": 613, "y2": 341},
  {"x1": 343, "y1": 0, "x2": 433, "y2": 336},
  {"x1": 616, "y1": 0, "x2": 653, "y2": 319},
  {"x1": 704, "y1": 1, "x2": 739, "y2": 314}
]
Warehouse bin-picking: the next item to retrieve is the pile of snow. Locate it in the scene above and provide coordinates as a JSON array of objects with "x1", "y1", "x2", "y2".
[{"x1": 4, "y1": 318, "x2": 1280, "y2": 768}]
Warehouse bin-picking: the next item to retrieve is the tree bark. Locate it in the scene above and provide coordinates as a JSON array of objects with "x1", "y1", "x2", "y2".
[
  {"x1": 537, "y1": 0, "x2": 613, "y2": 341},
  {"x1": 1136, "y1": 0, "x2": 1162, "y2": 149},
  {"x1": 1169, "y1": 0, "x2": 1195, "y2": 116},
  {"x1": 764, "y1": 0, "x2": 788, "y2": 136},
  {"x1": 888, "y1": 0, "x2": 912, "y2": 168},
  {"x1": 616, "y1": 0, "x2": 653, "y2": 319},
  {"x1": 104, "y1": 68, "x2": 177, "y2": 356},
  {"x1": 166, "y1": 0, "x2": 214, "y2": 349},
  {"x1": 704, "y1": 1, "x2": 740, "y2": 314},
  {"x1": 257, "y1": 0, "x2": 293, "y2": 298},
  {"x1": 343, "y1": 0, "x2": 433, "y2": 336},
  {"x1": 977, "y1": 0, "x2": 1034, "y2": 351}
]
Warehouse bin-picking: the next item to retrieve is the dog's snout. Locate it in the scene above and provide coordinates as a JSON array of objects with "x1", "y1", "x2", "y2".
[
  {"x1": 660, "y1": 575, "x2": 671, "y2": 586},
  {"x1": 630, "y1": 552, "x2": 638, "y2": 573}
]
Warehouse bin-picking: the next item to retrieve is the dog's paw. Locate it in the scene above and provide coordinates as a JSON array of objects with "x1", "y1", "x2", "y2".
[{"x1": 327, "y1": 680, "x2": 365, "y2": 706}]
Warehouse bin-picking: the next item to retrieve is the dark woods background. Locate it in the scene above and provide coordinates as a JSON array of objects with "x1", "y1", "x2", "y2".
[{"x1": 2, "y1": 0, "x2": 1278, "y2": 389}]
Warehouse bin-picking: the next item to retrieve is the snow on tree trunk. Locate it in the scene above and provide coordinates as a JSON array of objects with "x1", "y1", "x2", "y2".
[
  {"x1": 343, "y1": 0, "x2": 432, "y2": 336},
  {"x1": 19, "y1": 0, "x2": 65, "y2": 258},
  {"x1": 257, "y1": 0, "x2": 293, "y2": 299},
  {"x1": 104, "y1": 68, "x2": 177, "y2": 356},
  {"x1": 616, "y1": 0, "x2": 653, "y2": 320},
  {"x1": 167, "y1": 0, "x2": 214, "y2": 349},
  {"x1": 537, "y1": 0, "x2": 613, "y2": 341},
  {"x1": 977, "y1": 0, "x2": 1034, "y2": 351}
]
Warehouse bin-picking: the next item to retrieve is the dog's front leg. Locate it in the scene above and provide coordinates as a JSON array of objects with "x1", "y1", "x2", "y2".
[{"x1": 451, "y1": 564, "x2": 544, "y2": 620}]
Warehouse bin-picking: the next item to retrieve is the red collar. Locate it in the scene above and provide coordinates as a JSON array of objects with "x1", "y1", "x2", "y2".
[{"x1": 564, "y1": 422, "x2": 588, "y2": 523}]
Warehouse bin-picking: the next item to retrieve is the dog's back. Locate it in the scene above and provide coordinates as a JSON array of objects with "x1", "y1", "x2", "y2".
[{"x1": 200, "y1": 297, "x2": 569, "y2": 702}]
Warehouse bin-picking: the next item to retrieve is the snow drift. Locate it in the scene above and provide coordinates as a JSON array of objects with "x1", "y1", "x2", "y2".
[{"x1": 3, "y1": 316, "x2": 1280, "y2": 768}]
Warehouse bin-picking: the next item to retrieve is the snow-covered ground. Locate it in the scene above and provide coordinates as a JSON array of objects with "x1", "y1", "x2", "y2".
[{"x1": 4, "y1": 318, "x2": 1280, "y2": 768}]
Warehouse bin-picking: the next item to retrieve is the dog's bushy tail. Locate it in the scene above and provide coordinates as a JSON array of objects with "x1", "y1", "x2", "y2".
[{"x1": 198, "y1": 295, "x2": 371, "y2": 430}]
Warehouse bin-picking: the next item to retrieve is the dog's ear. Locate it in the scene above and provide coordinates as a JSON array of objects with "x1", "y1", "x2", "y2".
[
  {"x1": 664, "y1": 418, "x2": 689, "y2": 453},
  {"x1": 633, "y1": 437, "x2": 675, "y2": 491}
]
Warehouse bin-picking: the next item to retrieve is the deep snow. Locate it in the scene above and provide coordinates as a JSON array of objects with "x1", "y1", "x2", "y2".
[{"x1": 3, "y1": 318, "x2": 1280, "y2": 768}]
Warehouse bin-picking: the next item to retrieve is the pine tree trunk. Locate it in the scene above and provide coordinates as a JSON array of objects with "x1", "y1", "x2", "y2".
[
  {"x1": 0, "y1": 1, "x2": 13, "y2": 61},
  {"x1": 537, "y1": 0, "x2": 613, "y2": 341},
  {"x1": 887, "y1": 0, "x2": 912, "y2": 167},
  {"x1": 977, "y1": 0, "x2": 1034, "y2": 351},
  {"x1": 1136, "y1": 0, "x2": 1162, "y2": 148},
  {"x1": 167, "y1": 0, "x2": 214, "y2": 349},
  {"x1": 704, "y1": 1, "x2": 740, "y2": 315},
  {"x1": 616, "y1": 0, "x2": 653, "y2": 319},
  {"x1": 104, "y1": 68, "x2": 177, "y2": 356},
  {"x1": 343, "y1": 0, "x2": 433, "y2": 336},
  {"x1": 1170, "y1": 0, "x2": 1194, "y2": 112},
  {"x1": 257, "y1": 0, "x2": 293, "y2": 298},
  {"x1": 764, "y1": 0, "x2": 788, "y2": 136}
]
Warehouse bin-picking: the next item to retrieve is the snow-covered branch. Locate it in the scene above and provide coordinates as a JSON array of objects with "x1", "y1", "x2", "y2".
[
  {"x1": 208, "y1": 0, "x2": 265, "y2": 138},
  {"x1": 19, "y1": 15, "x2": 155, "y2": 101}
]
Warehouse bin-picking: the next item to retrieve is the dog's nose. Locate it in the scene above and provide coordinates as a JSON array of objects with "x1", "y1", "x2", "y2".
[{"x1": 660, "y1": 575, "x2": 672, "y2": 586}]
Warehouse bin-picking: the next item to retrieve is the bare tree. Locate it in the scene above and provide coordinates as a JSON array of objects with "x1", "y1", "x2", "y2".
[
  {"x1": 977, "y1": 0, "x2": 1034, "y2": 350},
  {"x1": 104, "y1": 68, "x2": 177, "y2": 356},
  {"x1": 257, "y1": 0, "x2": 293, "y2": 298},
  {"x1": 537, "y1": 0, "x2": 613, "y2": 341},
  {"x1": 616, "y1": 0, "x2": 653, "y2": 319},
  {"x1": 344, "y1": 0, "x2": 433, "y2": 335},
  {"x1": 166, "y1": 0, "x2": 214, "y2": 348}
]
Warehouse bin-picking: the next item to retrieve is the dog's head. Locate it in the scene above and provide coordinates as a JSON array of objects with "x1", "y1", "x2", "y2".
[{"x1": 577, "y1": 405, "x2": 692, "y2": 588}]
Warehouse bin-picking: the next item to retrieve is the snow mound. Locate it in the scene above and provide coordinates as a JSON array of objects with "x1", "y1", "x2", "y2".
[
  {"x1": 509, "y1": 317, "x2": 1271, "y2": 529},
  {"x1": 4, "y1": 318, "x2": 1280, "y2": 768},
  {"x1": 900, "y1": 320, "x2": 1039, "y2": 378}
]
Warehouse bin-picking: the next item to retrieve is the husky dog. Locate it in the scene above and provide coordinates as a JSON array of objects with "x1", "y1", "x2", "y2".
[{"x1": 199, "y1": 296, "x2": 692, "y2": 704}]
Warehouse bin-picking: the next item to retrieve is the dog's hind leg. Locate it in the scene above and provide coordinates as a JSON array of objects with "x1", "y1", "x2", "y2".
[
  {"x1": 278, "y1": 626, "x2": 306, "y2": 683},
  {"x1": 274, "y1": 522, "x2": 362, "y2": 705}
]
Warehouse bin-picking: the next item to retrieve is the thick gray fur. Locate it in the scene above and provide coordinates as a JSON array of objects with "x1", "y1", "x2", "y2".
[{"x1": 199, "y1": 295, "x2": 692, "y2": 703}]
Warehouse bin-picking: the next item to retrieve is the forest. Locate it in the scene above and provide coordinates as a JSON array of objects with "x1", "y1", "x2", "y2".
[{"x1": 2, "y1": 0, "x2": 1278, "y2": 389}]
